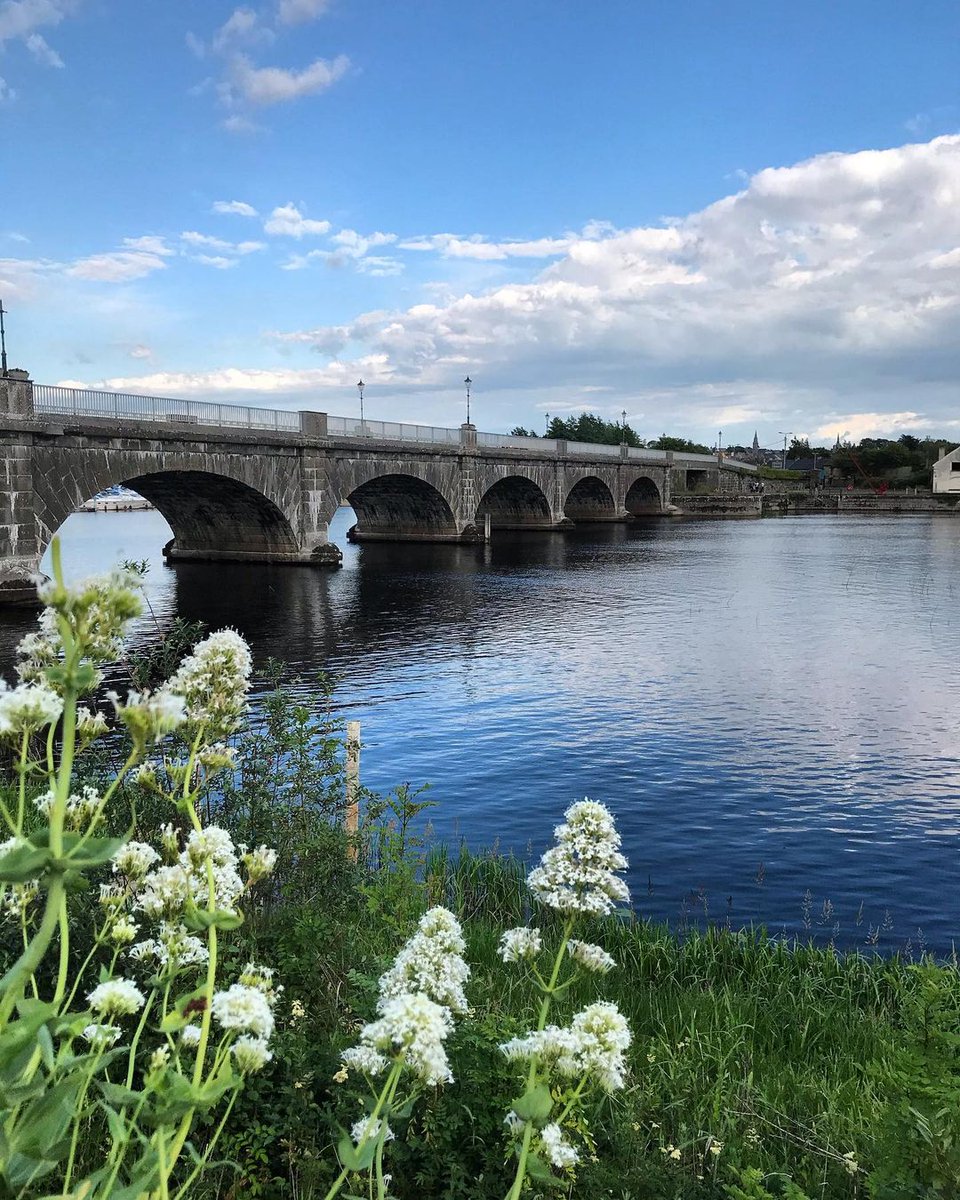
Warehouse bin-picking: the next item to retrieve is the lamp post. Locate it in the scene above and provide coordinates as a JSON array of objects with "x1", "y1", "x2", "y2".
[
  {"x1": 464, "y1": 376, "x2": 472, "y2": 426},
  {"x1": 718, "y1": 429, "x2": 723, "y2": 457},
  {"x1": 357, "y1": 379, "x2": 364, "y2": 433},
  {"x1": 621, "y1": 409, "x2": 627, "y2": 444},
  {"x1": 778, "y1": 431, "x2": 793, "y2": 470},
  {"x1": 0, "y1": 298, "x2": 7, "y2": 377}
]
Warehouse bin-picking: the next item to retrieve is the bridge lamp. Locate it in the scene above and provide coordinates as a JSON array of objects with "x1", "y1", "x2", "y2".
[
  {"x1": 621, "y1": 409, "x2": 627, "y2": 443},
  {"x1": 464, "y1": 376, "x2": 472, "y2": 426},
  {"x1": 357, "y1": 379, "x2": 364, "y2": 431}
]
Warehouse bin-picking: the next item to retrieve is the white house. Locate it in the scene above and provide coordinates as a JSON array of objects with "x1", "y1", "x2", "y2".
[{"x1": 933, "y1": 445, "x2": 960, "y2": 494}]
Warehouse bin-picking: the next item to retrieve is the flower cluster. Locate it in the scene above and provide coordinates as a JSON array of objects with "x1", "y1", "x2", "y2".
[
  {"x1": 87, "y1": 977, "x2": 146, "y2": 1018},
  {"x1": 498, "y1": 926, "x2": 543, "y2": 963},
  {"x1": 349, "y1": 993, "x2": 454, "y2": 1087},
  {"x1": 161, "y1": 629, "x2": 253, "y2": 739},
  {"x1": 0, "y1": 680, "x2": 63, "y2": 736},
  {"x1": 340, "y1": 907, "x2": 469, "y2": 1096},
  {"x1": 526, "y1": 799, "x2": 630, "y2": 915},
  {"x1": 20, "y1": 568, "x2": 143, "y2": 688},
  {"x1": 500, "y1": 1001, "x2": 632, "y2": 1093},
  {"x1": 566, "y1": 939, "x2": 616, "y2": 974},
  {"x1": 378, "y1": 906, "x2": 470, "y2": 1014},
  {"x1": 212, "y1": 965, "x2": 279, "y2": 1073}
]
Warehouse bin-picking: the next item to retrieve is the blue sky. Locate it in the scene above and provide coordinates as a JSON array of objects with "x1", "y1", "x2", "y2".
[{"x1": 1, "y1": 0, "x2": 958, "y2": 445}]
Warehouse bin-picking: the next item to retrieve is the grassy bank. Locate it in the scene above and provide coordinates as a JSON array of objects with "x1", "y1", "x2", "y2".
[{"x1": 206, "y1": 837, "x2": 960, "y2": 1199}]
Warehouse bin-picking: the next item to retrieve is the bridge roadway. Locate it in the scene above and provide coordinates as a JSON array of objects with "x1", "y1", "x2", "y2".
[{"x1": 0, "y1": 373, "x2": 755, "y2": 601}]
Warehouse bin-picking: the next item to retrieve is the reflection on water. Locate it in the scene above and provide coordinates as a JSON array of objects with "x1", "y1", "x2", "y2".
[{"x1": 3, "y1": 508, "x2": 960, "y2": 950}]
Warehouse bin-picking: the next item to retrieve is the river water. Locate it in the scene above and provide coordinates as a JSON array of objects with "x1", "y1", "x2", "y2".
[{"x1": 2, "y1": 508, "x2": 959, "y2": 951}]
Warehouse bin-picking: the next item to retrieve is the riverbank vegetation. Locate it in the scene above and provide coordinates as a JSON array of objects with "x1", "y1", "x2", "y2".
[{"x1": 1, "y1": 570, "x2": 959, "y2": 1199}]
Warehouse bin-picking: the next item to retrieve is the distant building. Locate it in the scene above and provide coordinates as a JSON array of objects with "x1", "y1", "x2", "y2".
[{"x1": 933, "y1": 445, "x2": 960, "y2": 494}]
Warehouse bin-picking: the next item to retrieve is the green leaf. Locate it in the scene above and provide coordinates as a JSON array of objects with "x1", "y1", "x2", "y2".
[
  {"x1": 0, "y1": 842, "x2": 51, "y2": 882},
  {"x1": 182, "y1": 907, "x2": 244, "y2": 932},
  {"x1": 98, "y1": 1081, "x2": 142, "y2": 1106},
  {"x1": 510, "y1": 1083, "x2": 553, "y2": 1126},
  {"x1": 525, "y1": 1153, "x2": 567, "y2": 1189},
  {"x1": 36, "y1": 1024, "x2": 55, "y2": 1071},
  {"x1": 337, "y1": 1131, "x2": 377, "y2": 1172},
  {"x1": 5, "y1": 1150, "x2": 58, "y2": 1189}
]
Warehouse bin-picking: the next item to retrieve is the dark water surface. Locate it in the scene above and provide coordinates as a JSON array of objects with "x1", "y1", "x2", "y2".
[{"x1": 3, "y1": 508, "x2": 960, "y2": 951}]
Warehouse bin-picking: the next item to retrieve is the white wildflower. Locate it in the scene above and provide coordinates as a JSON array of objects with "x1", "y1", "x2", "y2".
[
  {"x1": 540, "y1": 1123, "x2": 579, "y2": 1169},
  {"x1": 112, "y1": 689, "x2": 187, "y2": 742},
  {"x1": 136, "y1": 864, "x2": 192, "y2": 919},
  {"x1": 504, "y1": 1110, "x2": 525, "y2": 1135},
  {"x1": 2, "y1": 880, "x2": 38, "y2": 920},
  {"x1": 238, "y1": 962, "x2": 282, "y2": 1004},
  {"x1": 82, "y1": 1023, "x2": 121, "y2": 1046},
  {"x1": 77, "y1": 706, "x2": 109, "y2": 740},
  {"x1": 232, "y1": 1034, "x2": 273, "y2": 1073},
  {"x1": 500, "y1": 1002, "x2": 631, "y2": 1093},
  {"x1": 161, "y1": 628, "x2": 252, "y2": 738},
  {"x1": 65, "y1": 785, "x2": 102, "y2": 830},
  {"x1": 129, "y1": 922, "x2": 208, "y2": 971},
  {"x1": 112, "y1": 840, "x2": 160, "y2": 879},
  {"x1": 98, "y1": 882, "x2": 127, "y2": 909},
  {"x1": 499, "y1": 927, "x2": 543, "y2": 963},
  {"x1": 351, "y1": 1116, "x2": 394, "y2": 1146},
  {"x1": 526, "y1": 799, "x2": 630, "y2": 916},
  {"x1": 32, "y1": 788, "x2": 54, "y2": 817},
  {"x1": 180, "y1": 1024, "x2": 202, "y2": 1048},
  {"x1": 567, "y1": 939, "x2": 616, "y2": 974},
  {"x1": 148, "y1": 1046, "x2": 170, "y2": 1074},
  {"x1": 212, "y1": 983, "x2": 274, "y2": 1040},
  {"x1": 340, "y1": 1044, "x2": 389, "y2": 1077},
  {"x1": 88, "y1": 978, "x2": 145, "y2": 1017},
  {"x1": 0, "y1": 680, "x2": 63, "y2": 735},
  {"x1": 242, "y1": 844, "x2": 277, "y2": 884},
  {"x1": 378, "y1": 906, "x2": 470, "y2": 1014},
  {"x1": 354, "y1": 992, "x2": 454, "y2": 1086},
  {"x1": 109, "y1": 914, "x2": 139, "y2": 945}
]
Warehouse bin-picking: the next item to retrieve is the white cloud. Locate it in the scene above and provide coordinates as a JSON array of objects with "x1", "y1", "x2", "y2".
[
  {"x1": 224, "y1": 52, "x2": 349, "y2": 107},
  {"x1": 268, "y1": 135, "x2": 960, "y2": 439},
  {"x1": 212, "y1": 6, "x2": 272, "y2": 53},
  {"x1": 264, "y1": 203, "x2": 330, "y2": 238},
  {"x1": 212, "y1": 199, "x2": 258, "y2": 217},
  {"x1": 0, "y1": 76, "x2": 14, "y2": 102},
  {"x1": 6, "y1": 231, "x2": 30, "y2": 243},
  {"x1": 64, "y1": 235, "x2": 173, "y2": 282},
  {"x1": 275, "y1": 0, "x2": 329, "y2": 25},
  {"x1": 180, "y1": 231, "x2": 265, "y2": 255},
  {"x1": 0, "y1": 0, "x2": 74, "y2": 45},
  {"x1": 25, "y1": 32, "x2": 62, "y2": 66},
  {"x1": 222, "y1": 114, "x2": 260, "y2": 134},
  {"x1": 185, "y1": 30, "x2": 205, "y2": 59},
  {"x1": 129, "y1": 344, "x2": 152, "y2": 360},
  {"x1": 398, "y1": 231, "x2": 582, "y2": 260},
  {"x1": 192, "y1": 255, "x2": 238, "y2": 270},
  {"x1": 331, "y1": 228, "x2": 398, "y2": 257},
  {"x1": 814, "y1": 412, "x2": 930, "y2": 442}
]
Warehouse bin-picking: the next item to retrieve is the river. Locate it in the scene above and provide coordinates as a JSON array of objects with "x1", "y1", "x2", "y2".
[{"x1": 2, "y1": 508, "x2": 959, "y2": 951}]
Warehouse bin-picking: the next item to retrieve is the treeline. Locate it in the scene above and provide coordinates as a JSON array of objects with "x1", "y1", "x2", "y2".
[{"x1": 510, "y1": 412, "x2": 711, "y2": 454}]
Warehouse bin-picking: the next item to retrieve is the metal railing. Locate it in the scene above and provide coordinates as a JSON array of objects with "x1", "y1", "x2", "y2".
[
  {"x1": 325, "y1": 415, "x2": 461, "y2": 445},
  {"x1": 33, "y1": 384, "x2": 301, "y2": 432},
  {"x1": 567, "y1": 440, "x2": 623, "y2": 457},
  {"x1": 29, "y1": 382, "x2": 756, "y2": 471},
  {"x1": 476, "y1": 431, "x2": 557, "y2": 451}
]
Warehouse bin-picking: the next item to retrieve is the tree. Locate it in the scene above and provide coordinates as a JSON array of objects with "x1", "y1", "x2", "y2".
[
  {"x1": 647, "y1": 434, "x2": 712, "y2": 455},
  {"x1": 510, "y1": 426, "x2": 538, "y2": 437}
]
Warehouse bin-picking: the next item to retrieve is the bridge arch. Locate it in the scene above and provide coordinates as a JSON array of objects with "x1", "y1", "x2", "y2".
[
  {"x1": 624, "y1": 474, "x2": 662, "y2": 516},
  {"x1": 345, "y1": 473, "x2": 459, "y2": 542},
  {"x1": 31, "y1": 446, "x2": 310, "y2": 563},
  {"x1": 563, "y1": 475, "x2": 617, "y2": 522},
  {"x1": 476, "y1": 475, "x2": 554, "y2": 530}
]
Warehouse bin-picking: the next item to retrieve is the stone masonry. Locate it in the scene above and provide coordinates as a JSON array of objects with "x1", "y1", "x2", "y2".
[{"x1": 0, "y1": 374, "x2": 752, "y2": 602}]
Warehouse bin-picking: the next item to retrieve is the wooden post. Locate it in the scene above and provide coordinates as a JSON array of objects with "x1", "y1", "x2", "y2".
[{"x1": 345, "y1": 720, "x2": 361, "y2": 860}]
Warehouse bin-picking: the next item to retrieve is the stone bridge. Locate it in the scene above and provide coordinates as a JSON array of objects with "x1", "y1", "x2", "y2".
[{"x1": 0, "y1": 373, "x2": 756, "y2": 601}]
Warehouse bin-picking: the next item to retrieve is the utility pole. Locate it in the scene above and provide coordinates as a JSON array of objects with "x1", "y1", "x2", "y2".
[
  {"x1": 0, "y1": 298, "x2": 8, "y2": 377},
  {"x1": 778, "y1": 431, "x2": 793, "y2": 470}
]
